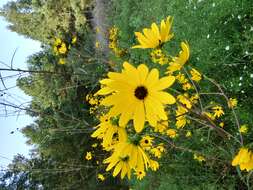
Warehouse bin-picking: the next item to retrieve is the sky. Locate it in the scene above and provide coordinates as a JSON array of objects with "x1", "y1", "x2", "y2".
[{"x1": 0, "y1": 0, "x2": 41, "y2": 168}]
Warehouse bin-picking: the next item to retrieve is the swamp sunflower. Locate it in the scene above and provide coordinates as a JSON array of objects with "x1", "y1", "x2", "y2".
[
  {"x1": 97, "y1": 62, "x2": 176, "y2": 132},
  {"x1": 132, "y1": 16, "x2": 174, "y2": 49},
  {"x1": 104, "y1": 141, "x2": 150, "y2": 179},
  {"x1": 167, "y1": 42, "x2": 190, "y2": 73}
]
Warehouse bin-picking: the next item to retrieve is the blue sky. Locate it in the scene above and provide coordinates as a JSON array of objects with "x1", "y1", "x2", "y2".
[{"x1": 0, "y1": 0, "x2": 41, "y2": 168}]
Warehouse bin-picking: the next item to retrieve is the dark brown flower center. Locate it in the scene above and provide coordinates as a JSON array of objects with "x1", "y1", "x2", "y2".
[
  {"x1": 144, "y1": 140, "x2": 149, "y2": 144},
  {"x1": 134, "y1": 86, "x2": 148, "y2": 100},
  {"x1": 56, "y1": 44, "x2": 62, "y2": 49}
]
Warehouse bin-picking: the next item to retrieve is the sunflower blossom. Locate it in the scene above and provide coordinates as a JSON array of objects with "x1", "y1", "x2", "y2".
[
  {"x1": 91, "y1": 117, "x2": 127, "y2": 149},
  {"x1": 97, "y1": 173, "x2": 105, "y2": 181},
  {"x1": 135, "y1": 170, "x2": 146, "y2": 180},
  {"x1": 97, "y1": 62, "x2": 176, "y2": 133},
  {"x1": 167, "y1": 42, "x2": 190, "y2": 73},
  {"x1": 85, "y1": 152, "x2": 92, "y2": 160},
  {"x1": 232, "y1": 148, "x2": 253, "y2": 172},
  {"x1": 132, "y1": 16, "x2": 174, "y2": 49},
  {"x1": 53, "y1": 38, "x2": 67, "y2": 54},
  {"x1": 140, "y1": 135, "x2": 154, "y2": 149},
  {"x1": 104, "y1": 141, "x2": 150, "y2": 179},
  {"x1": 212, "y1": 105, "x2": 224, "y2": 118},
  {"x1": 228, "y1": 98, "x2": 238, "y2": 108},
  {"x1": 193, "y1": 153, "x2": 205, "y2": 162},
  {"x1": 239, "y1": 125, "x2": 248, "y2": 134}
]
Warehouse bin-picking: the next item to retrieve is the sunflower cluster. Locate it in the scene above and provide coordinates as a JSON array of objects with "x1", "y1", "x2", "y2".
[
  {"x1": 150, "y1": 49, "x2": 169, "y2": 65},
  {"x1": 52, "y1": 36, "x2": 77, "y2": 64},
  {"x1": 89, "y1": 16, "x2": 252, "y2": 181},
  {"x1": 108, "y1": 26, "x2": 126, "y2": 57},
  {"x1": 86, "y1": 93, "x2": 102, "y2": 114}
]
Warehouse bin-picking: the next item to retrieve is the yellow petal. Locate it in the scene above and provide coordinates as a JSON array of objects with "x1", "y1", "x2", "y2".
[
  {"x1": 151, "y1": 91, "x2": 176, "y2": 105},
  {"x1": 137, "y1": 64, "x2": 149, "y2": 84},
  {"x1": 147, "y1": 96, "x2": 167, "y2": 120},
  {"x1": 129, "y1": 146, "x2": 138, "y2": 168},
  {"x1": 143, "y1": 28, "x2": 158, "y2": 48},
  {"x1": 119, "y1": 99, "x2": 138, "y2": 126},
  {"x1": 151, "y1": 76, "x2": 175, "y2": 90},
  {"x1": 160, "y1": 19, "x2": 167, "y2": 42},
  {"x1": 151, "y1": 23, "x2": 160, "y2": 41},
  {"x1": 144, "y1": 98, "x2": 158, "y2": 126},
  {"x1": 134, "y1": 32, "x2": 150, "y2": 47},
  {"x1": 96, "y1": 87, "x2": 113, "y2": 95},
  {"x1": 120, "y1": 163, "x2": 128, "y2": 179},
  {"x1": 145, "y1": 68, "x2": 159, "y2": 88},
  {"x1": 113, "y1": 162, "x2": 123, "y2": 177},
  {"x1": 133, "y1": 101, "x2": 145, "y2": 133}
]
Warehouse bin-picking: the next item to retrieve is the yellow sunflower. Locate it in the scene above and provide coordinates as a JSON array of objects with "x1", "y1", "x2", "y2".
[
  {"x1": 140, "y1": 135, "x2": 154, "y2": 149},
  {"x1": 53, "y1": 38, "x2": 67, "y2": 55},
  {"x1": 232, "y1": 148, "x2": 253, "y2": 171},
  {"x1": 135, "y1": 170, "x2": 146, "y2": 180},
  {"x1": 85, "y1": 152, "x2": 92, "y2": 160},
  {"x1": 167, "y1": 42, "x2": 190, "y2": 73},
  {"x1": 104, "y1": 141, "x2": 150, "y2": 179},
  {"x1": 132, "y1": 16, "x2": 174, "y2": 49},
  {"x1": 97, "y1": 62, "x2": 176, "y2": 133},
  {"x1": 91, "y1": 118, "x2": 127, "y2": 148}
]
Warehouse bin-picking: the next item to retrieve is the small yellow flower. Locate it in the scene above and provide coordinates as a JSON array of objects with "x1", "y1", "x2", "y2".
[
  {"x1": 85, "y1": 152, "x2": 92, "y2": 160},
  {"x1": 232, "y1": 148, "x2": 253, "y2": 172},
  {"x1": 97, "y1": 173, "x2": 105, "y2": 181},
  {"x1": 190, "y1": 94, "x2": 199, "y2": 104},
  {"x1": 157, "y1": 144, "x2": 165, "y2": 153},
  {"x1": 219, "y1": 122, "x2": 225, "y2": 128},
  {"x1": 176, "y1": 73, "x2": 188, "y2": 84},
  {"x1": 92, "y1": 143, "x2": 98, "y2": 148},
  {"x1": 135, "y1": 170, "x2": 146, "y2": 180},
  {"x1": 153, "y1": 120, "x2": 168, "y2": 134},
  {"x1": 150, "y1": 148, "x2": 162, "y2": 158},
  {"x1": 177, "y1": 94, "x2": 192, "y2": 109},
  {"x1": 150, "y1": 49, "x2": 168, "y2": 65},
  {"x1": 228, "y1": 98, "x2": 238, "y2": 108},
  {"x1": 166, "y1": 129, "x2": 178, "y2": 138},
  {"x1": 239, "y1": 125, "x2": 248, "y2": 134},
  {"x1": 58, "y1": 42, "x2": 67, "y2": 54},
  {"x1": 182, "y1": 82, "x2": 192, "y2": 91},
  {"x1": 149, "y1": 160, "x2": 159, "y2": 171},
  {"x1": 212, "y1": 106, "x2": 224, "y2": 118},
  {"x1": 95, "y1": 41, "x2": 100, "y2": 48},
  {"x1": 203, "y1": 112, "x2": 215, "y2": 121},
  {"x1": 193, "y1": 153, "x2": 205, "y2": 162},
  {"x1": 140, "y1": 135, "x2": 153, "y2": 149},
  {"x1": 96, "y1": 27, "x2": 100, "y2": 33},
  {"x1": 71, "y1": 36, "x2": 77, "y2": 44},
  {"x1": 58, "y1": 58, "x2": 66, "y2": 65},
  {"x1": 167, "y1": 42, "x2": 190, "y2": 73},
  {"x1": 132, "y1": 16, "x2": 174, "y2": 49},
  {"x1": 185, "y1": 131, "x2": 192, "y2": 137},
  {"x1": 190, "y1": 68, "x2": 202, "y2": 82},
  {"x1": 176, "y1": 116, "x2": 187, "y2": 129},
  {"x1": 53, "y1": 38, "x2": 67, "y2": 54}
]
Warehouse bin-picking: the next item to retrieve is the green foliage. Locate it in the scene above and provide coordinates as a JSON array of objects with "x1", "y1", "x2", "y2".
[{"x1": 1, "y1": 0, "x2": 91, "y2": 43}]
